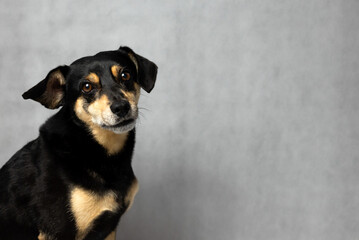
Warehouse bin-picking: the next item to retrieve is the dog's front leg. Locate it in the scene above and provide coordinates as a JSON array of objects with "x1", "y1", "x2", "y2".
[
  {"x1": 38, "y1": 232, "x2": 76, "y2": 240},
  {"x1": 38, "y1": 232, "x2": 46, "y2": 240},
  {"x1": 104, "y1": 231, "x2": 116, "y2": 240},
  {"x1": 38, "y1": 231, "x2": 116, "y2": 240},
  {"x1": 83, "y1": 211, "x2": 120, "y2": 240}
]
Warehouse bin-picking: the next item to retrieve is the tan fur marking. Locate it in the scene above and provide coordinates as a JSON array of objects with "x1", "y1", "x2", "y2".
[
  {"x1": 38, "y1": 232, "x2": 46, "y2": 240},
  {"x1": 91, "y1": 126, "x2": 128, "y2": 155},
  {"x1": 104, "y1": 231, "x2": 116, "y2": 240},
  {"x1": 70, "y1": 187, "x2": 118, "y2": 240},
  {"x1": 134, "y1": 82, "x2": 141, "y2": 103},
  {"x1": 121, "y1": 83, "x2": 141, "y2": 110},
  {"x1": 125, "y1": 178, "x2": 139, "y2": 211},
  {"x1": 86, "y1": 73, "x2": 100, "y2": 84},
  {"x1": 38, "y1": 232, "x2": 54, "y2": 240},
  {"x1": 53, "y1": 70, "x2": 66, "y2": 85},
  {"x1": 40, "y1": 70, "x2": 66, "y2": 109},
  {"x1": 128, "y1": 53, "x2": 138, "y2": 73},
  {"x1": 74, "y1": 97, "x2": 128, "y2": 155},
  {"x1": 111, "y1": 65, "x2": 121, "y2": 78},
  {"x1": 74, "y1": 98, "x2": 91, "y2": 125},
  {"x1": 87, "y1": 94, "x2": 110, "y2": 118}
]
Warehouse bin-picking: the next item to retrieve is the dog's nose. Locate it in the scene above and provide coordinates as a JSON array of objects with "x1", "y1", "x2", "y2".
[{"x1": 110, "y1": 101, "x2": 130, "y2": 118}]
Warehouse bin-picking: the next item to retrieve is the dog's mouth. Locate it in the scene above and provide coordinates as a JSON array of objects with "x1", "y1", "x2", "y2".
[
  {"x1": 100, "y1": 118, "x2": 136, "y2": 133},
  {"x1": 112, "y1": 119, "x2": 135, "y2": 128}
]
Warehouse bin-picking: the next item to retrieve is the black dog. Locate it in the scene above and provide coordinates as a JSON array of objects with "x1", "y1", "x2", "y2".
[{"x1": 0, "y1": 46, "x2": 157, "y2": 240}]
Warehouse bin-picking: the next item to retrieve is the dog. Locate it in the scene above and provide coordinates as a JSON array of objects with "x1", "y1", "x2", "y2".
[{"x1": 0, "y1": 46, "x2": 158, "y2": 240}]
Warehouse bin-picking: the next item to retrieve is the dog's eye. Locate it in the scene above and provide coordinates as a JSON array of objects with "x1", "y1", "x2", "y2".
[
  {"x1": 82, "y1": 83, "x2": 93, "y2": 93},
  {"x1": 121, "y1": 71, "x2": 131, "y2": 81}
]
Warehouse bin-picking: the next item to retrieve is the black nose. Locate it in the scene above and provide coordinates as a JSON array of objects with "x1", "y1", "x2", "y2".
[{"x1": 110, "y1": 100, "x2": 130, "y2": 118}]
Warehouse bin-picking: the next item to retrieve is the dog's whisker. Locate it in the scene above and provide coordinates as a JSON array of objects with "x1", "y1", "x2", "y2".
[
  {"x1": 138, "y1": 107, "x2": 151, "y2": 112},
  {"x1": 138, "y1": 111, "x2": 146, "y2": 120}
]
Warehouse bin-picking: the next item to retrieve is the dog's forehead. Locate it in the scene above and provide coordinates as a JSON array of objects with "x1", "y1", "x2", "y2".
[
  {"x1": 70, "y1": 50, "x2": 132, "y2": 68},
  {"x1": 67, "y1": 50, "x2": 135, "y2": 80}
]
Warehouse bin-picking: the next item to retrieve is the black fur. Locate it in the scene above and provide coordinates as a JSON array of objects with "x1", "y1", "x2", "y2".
[{"x1": 0, "y1": 47, "x2": 157, "y2": 240}]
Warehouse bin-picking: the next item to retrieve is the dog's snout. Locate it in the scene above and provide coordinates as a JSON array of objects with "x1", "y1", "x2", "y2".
[{"x1": 110, "y1": 100, "x2": 130, "y2": 118}]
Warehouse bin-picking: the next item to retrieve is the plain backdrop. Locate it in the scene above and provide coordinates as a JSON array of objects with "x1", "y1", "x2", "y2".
[{"x1": 1, "y1": 1, "x2": 359, "y2": 240}]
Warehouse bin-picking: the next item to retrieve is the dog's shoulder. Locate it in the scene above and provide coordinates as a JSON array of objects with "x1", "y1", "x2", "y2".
[{"x1": 0, "y1": 139, "x2": 40, "y2": 181}]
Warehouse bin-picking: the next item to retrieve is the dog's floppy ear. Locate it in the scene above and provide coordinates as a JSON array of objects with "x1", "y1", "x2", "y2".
[
  {"x1": 22, "y1": 66, "x2": 70, "y2": 109},
  {"x1": 119, "y1": 46, "x2": 158, "y2": 93}
]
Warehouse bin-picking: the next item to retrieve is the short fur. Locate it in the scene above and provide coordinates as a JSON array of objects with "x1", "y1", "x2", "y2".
[{"x1": 0, "y1": 46, "x2": 158, "y2": 240}]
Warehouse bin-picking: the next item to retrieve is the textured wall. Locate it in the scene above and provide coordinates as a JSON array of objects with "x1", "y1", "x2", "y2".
[{"x1": 1, "y1": 1, "x2": 359, "y2": 239}]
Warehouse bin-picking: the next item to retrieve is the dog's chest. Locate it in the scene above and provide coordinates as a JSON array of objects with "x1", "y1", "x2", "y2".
[{"x1": 69, "y1": 179, "x2": 138, "y2": 240}]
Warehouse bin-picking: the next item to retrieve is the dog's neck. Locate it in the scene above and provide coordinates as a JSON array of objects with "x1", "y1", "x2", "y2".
[{"x1": 90, "y1": 125, "x2": 129, "y2": 156}]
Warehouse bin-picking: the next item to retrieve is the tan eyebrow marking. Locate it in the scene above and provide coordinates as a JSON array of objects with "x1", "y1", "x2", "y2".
[
  {"x1": 85, "y1": 73, "x2": 100, "y2": 84},
  {"x1": 111, "y1": 65, "x2": 122, "y2": 78}
]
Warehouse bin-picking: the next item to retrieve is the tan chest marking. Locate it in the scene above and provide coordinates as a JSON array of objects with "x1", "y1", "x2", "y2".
[{"x1": 70, "y1": 187, "x2": 119, "y2": 239}]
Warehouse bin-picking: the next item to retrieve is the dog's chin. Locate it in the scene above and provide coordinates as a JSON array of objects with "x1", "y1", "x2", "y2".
[{"x1": 101, "y1": 119, "x2": 136, "y2": 134}]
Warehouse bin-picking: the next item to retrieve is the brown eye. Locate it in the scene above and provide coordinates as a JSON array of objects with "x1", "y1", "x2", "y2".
[
  {"x1": 121, "y1": 71, "x2": 131, "y2": 81},
  {"x1": 82, "y1": 82, "x2": 93, "y2": 93}
]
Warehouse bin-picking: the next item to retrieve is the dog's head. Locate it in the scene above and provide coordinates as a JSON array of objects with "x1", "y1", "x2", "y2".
[{"x1": 22, "y1": 47, "x2": 157, "y2": 135}]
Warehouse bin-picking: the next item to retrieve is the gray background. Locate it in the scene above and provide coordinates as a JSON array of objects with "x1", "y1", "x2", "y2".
[{"x1": 0, "y1": 0, "x2": 359, "y2": 239}]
